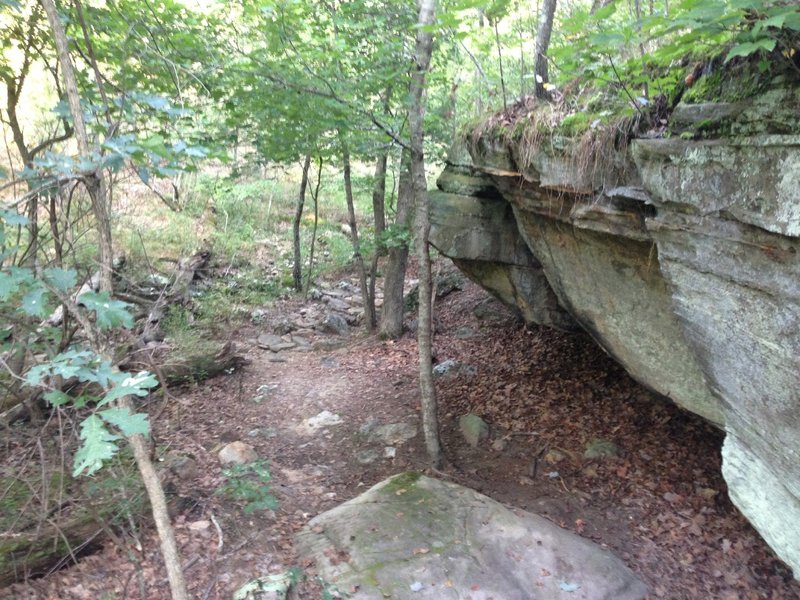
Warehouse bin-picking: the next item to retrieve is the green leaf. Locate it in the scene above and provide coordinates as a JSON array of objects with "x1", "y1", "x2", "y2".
[
  {"x1": 97, "y1": 371, "x2": 159, "y2": 407},
  {"x1": 43, "y1": 267, "x2": 77, "y2": 292},
  {"x1": 44, "y1": 390, "x2": 72, "y2": 407},
  {"x1": 78, "y1": 292, "x2": 134, "y2": 329},
  {"x1": 1, "y1": 208, "x2": 28, "y2": 226},
  {"x1": 99, "y1": 407, "x2": 150, "y2": 437},
  {"x1": 725, "y1": 38, "x2": 776, "y2": 62},
  {"x1": 73, "y1": 414, "x2": 121, "y2": 476},
  {"x1": 22, "y1": 286, "x2": 48, "y2": 316},
  {"x1": 0, "y1": 270, "x2": 27, "y2": 300}
]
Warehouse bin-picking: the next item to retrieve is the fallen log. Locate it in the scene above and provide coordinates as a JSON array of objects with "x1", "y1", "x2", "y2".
[
  {"x1": 140, "y1": 250, "x2": 211, "y2": 345},
  {"x1": 122, "y1": 340, "x2": 247, "y2": 385}
]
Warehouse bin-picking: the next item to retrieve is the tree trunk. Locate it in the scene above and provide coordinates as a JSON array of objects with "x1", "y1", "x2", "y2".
[
  {"x1": 367, "y1": 148, "x2": 389, "y2": 330},
  {"x1": 41, "y1": 0, "x2": 113, "y2": 293},
  {"x1": 40, "y1": 2, "x2": 188, "y2": 597},
  {"x1": 410, "y1": 0, "x2": 442, "y2": 468},
  {"x1": 292, "y1": 155, "x2": 312, "y2": 291},
  {"x1": 379, "y1": 149, "x2": 412, "y2": 339},
  {"x1": 534, "y1": 0, "x2": 557, "y2": 100},
  {"x1": 341, "y1": 138, "x2": 376, "y2": 331},
  {"x1": 304, "y1": 156, "x2": 323, "y2": 296}
]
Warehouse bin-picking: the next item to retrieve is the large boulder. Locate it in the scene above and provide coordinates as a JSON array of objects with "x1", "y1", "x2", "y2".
[
  {"x1": 429, "y1": 85, "x2": 800, "y2": 575},
  {"x1": 296, "y1": 473, "x2": 647, "y2": 599}
]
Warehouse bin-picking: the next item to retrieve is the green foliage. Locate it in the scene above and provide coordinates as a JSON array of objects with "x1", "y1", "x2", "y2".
[
  {"x1": 217, "y1": 460, "x2": 278, "y2": 514},
  {"x1": 5, "y1": 205, "x2": 160, "y2": 477},
  {"x1": 24, "y1": 347, "x2": 158, "y2": 476},
  {"x1": 549, "y1": 0, "x2": 800, "y2": 113},
  {"x1": 379, "y1": 224, "x2": 412, "y2": 250}
]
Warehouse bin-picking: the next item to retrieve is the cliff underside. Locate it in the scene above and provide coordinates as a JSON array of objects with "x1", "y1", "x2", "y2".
[{"x1": 430, "y1": 68, "x2": 800, "y2": 575}]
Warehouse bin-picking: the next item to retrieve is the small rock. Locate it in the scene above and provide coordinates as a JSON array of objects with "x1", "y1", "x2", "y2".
[
  {"x1": 384, "y1": 447, "x2": 397, "y2": 459},
  {"x1": 219, "y1": 441, "x2": 258, "y2": 465},
  {"x1": 359, "y1": 417, "x2": 379, "y2": 436},
  {"x1": 582, "y1": 465, "x2": 599, "y2": 478},
  {"x1": 544, "y1": 448, "x2": 568, "y2": 464},
  {"x1": 491, "y1": 438, "x2": 508, "y2": 452},
  {"x1": 303, "y1": 410, "x2": 343, "y2": 432},
  {"x1": 319, "y1": 313, "x2": 349, "y2": 335},
  {"x1": 584, "y1": 438, "x2": 620, "y2": 460},
  {"x1": 356, "y1": 449, "x2": 380, "y2": 465},
  {"x1": 250, "y1": 308, "x2": 268, "y2": 323},
  {"x1": 320, "y1": 356, "x2": 339, "y2": 368},
  {"x1": 273, "y1": 319, "x2": 294, "y2": 335},
  {"x1": 459, "y1": 414, "x2": 490, "y2": 448},
  {"x1": 292, "y1": 335, "x2": 310, "y2": 346},
  {"x1": 433, "y1": 359, "x2": 459, "y2": 377},
  {"x1": 455, "y1": 326, "x2": 478, "y2": 339},
  {"x1": 257, "y1": 334, "x2": 284, "y2": 349},
  {"x1": 165, "y1": 454, "x2": 198, "y2": 480},
  {"x1": 187, "y1": 520, "x2": 211, "y2": 531},
  {"x1": 269, "y1": 341, "x2": 296, "y2": 352},
  {"x1": 370, "y1": 422, "x2": 418, "y2": 445}
]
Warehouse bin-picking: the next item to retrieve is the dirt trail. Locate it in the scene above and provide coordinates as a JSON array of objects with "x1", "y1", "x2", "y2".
[{"x1": 6, "y1": 275, "x2": 799, "y2": 599}]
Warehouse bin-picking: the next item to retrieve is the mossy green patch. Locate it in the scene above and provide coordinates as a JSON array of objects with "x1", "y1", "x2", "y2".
[{"x1": 381, "y1": 471, "x2": 423, "y2": 495}]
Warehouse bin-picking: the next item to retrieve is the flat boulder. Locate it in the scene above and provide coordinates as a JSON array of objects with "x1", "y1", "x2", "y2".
[{"x1": 296, "y1": 473, "x2": 647, "y2": 599}]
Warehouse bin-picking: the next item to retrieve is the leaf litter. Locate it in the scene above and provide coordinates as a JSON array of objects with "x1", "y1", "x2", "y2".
[{"x1": 5, "y1": 264, "x2": 798, "y2": 599}]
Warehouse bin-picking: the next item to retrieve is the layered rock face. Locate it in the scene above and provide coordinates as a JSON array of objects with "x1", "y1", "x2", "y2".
[{"x1": 430, "y1": 89, "x2": 800, "y2": 575}]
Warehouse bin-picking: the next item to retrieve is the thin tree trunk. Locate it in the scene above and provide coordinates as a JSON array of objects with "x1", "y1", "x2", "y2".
[
  {"x1": 304, "y1": 156, "x2": 323, "y2": 297},
  {"x1": 292, "y1": 155, "x2": 312, "y2": 291},
  {"x1": 368, "y1": 148, "x2": 389, "y2": 330},
  {"x1": 494, "y1": 19, "x2": 508, "y2": 111},
  {"x1": 410, "y1": 0, "x2": 441, "y2": 468},
  {"x1": 341, "y1": 138, "x2": 376, "y2": 331},
  {"x1": 40, "y1": 2, "x2": 188, "y2": 598},
  {"x1": 379, "y1": 149, "x2": 412, "y2": 339},
  {"x1": 534, "y1": 0, "x2": 557, "y2": 100},
  {"x1": 41, "y1": 0, "x2": 113, "y2": 293}
]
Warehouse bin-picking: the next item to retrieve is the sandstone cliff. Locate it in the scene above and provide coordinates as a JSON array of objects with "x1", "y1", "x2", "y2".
[{"x1": 430, "y1": 83, "x2": 800, "y2": 575}]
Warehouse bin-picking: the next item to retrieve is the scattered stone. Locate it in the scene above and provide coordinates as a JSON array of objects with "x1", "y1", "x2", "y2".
[
  {"x1": 383, "y1": 447, "x2": 396, "y2": 459},
  {"x1": 252, "y1": 384, "x2": 279, "y2": 403},
  {"x1": 250, "y1": 308, "x2": 268, "y2": 324},
  {"x1": 291, "y1": 335, "x2": 310, "y2": 347},
  {"x1": 302, "y1": 410, "x2": 343, "y2": 433},
  {"x1": 369, "y1": 422, "x2": 418, "y2": 446},
  {"x1": 296, "y1": 474, "x2": 648, "y2": 600},
  {"x1": 459, "y1": 413, "x2": 490, "y2": 448},
  {"x1": 472, "y1": 297, "x2": 508, "y2": 322},
  {"x1": 544, "y1": 448, "x2": 568, "y2": 464},
  {"x1": 319, "y1": 313, "x2": 349, "y2": 336},
  {"x1": 269, "y1": 341, "x2": 296, "y2": 352},
  {"x1": 273, "y1": 319, "x2": 294, "y2": 335},
  {"x1": 433, "y1": 359, "x2": 459, "y2": 377},
  {"x1": 187, "y1": 519, "x2": 211, "y2": 531},
  {"x1": 359, "y1": 417, "x2": 379, "y2": 436},
  {"x1": 219, "y1": 441, "x2": 258, "y2": 465},
  {"x1": 257, "y1": 334, "x2": 284, "y2": 349},
  {"x1": 320, "y1": 356, "x2": 339, "y2": 368},
  {"x1": 164, "y1": 453, "x2": 198, "y2": 481},
  {"x1": 455, "y1": 326, "x2": 478, "y2": 339},
  {"x1": 247, "y1": 427, "x2": 278, "y2": 438},
  {"x1": 584, "y1": 438, "x2": 620, "y2": 460},
  {"x1": 325, "y1": 297, "x2": 350, "y2": 312},
  {"x1": 356, "y1": 449, "x2": 379, "y2": 465},
  {"x1": 491, "y1": 438, "x2": 508, "y2": 452},
  {"x1": 233, "y1": 571, "x2": 296, "y2": 600}
]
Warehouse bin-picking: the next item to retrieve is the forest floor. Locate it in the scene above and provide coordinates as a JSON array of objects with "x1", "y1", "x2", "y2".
[{"x1": 5, "y1": 262, "x2": 800, "y2": 600}]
